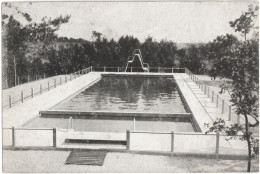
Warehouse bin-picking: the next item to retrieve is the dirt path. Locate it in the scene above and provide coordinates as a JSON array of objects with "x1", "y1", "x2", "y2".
[{"x1": 2, "y1": 150, "x2": 259, "y2": 173}]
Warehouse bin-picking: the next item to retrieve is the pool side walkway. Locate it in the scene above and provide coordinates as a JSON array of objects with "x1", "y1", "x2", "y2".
[
  {"x1": 173, "y1": 73, "x2": 213, "y2": 132},
  {"x1": 177, "y1": 73, "x2": 244, "y2": 126},
  {"x1": 3, "y1": 72, "x2": 101, "y2": 128}
]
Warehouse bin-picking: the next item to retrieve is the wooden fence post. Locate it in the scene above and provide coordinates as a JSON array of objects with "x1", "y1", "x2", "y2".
[
  {"x1": 40, "y1": 84, "x2": 42, "y2": 94},
  {"x1": 53, "y1": 128, "x2": 56, "y2": 147},
  {"x1": 216, "y1": 132, "x2": 220, "y2": 159},
  {"x1": 54, "y1": 79, "x2": 56, "y2": 88},
  {"x1": 171, "y1": 131, "x2": 175, "y2": 152},
  {"x1": 126, "y1": 130, "x2": 130, "y2": 150},
  {"x1": 118, "y1": 67, "x2": 119, "y2": 72},
  {"x1": 18, "y1": 76, "x2": 20, "y2": 85},
  {"x1": 28, "y1": 75, "x2": 30, "y2": 82},
  {"x1": 12, "y1": 127, "x2": 15, "y2": 147},
  {"x1": 48, "y1": 82, "x2": 50, "y2": 91},
  {"x1": 104, "y1": 66, "x2": 106, "y2": 72},
  {"x1": 212, "y1": 91, "x2": 214, "y2": 102},
  {"x1": 131, "y1": 67, "x2": 132, "y2": 72},
  {"x1": 91, "y1": 66, "x2": 93, "y2": 72},
  {"x1": 70, "y1": 74, "x2": 72, "y2": 81}
]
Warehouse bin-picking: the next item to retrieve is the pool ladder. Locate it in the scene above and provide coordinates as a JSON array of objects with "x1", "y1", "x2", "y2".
[{"x1": 125, "y1": 49, "x2": 150, "y2": 72}]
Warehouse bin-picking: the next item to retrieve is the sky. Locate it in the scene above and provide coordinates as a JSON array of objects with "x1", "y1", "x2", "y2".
[{"x1": 2, "y1": 1, "x2": 259, "y2": 43}]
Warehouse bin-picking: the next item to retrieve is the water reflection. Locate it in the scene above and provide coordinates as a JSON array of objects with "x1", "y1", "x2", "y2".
[{"x1": 53, "y1": 76, "x2": 187, "y2": 113}]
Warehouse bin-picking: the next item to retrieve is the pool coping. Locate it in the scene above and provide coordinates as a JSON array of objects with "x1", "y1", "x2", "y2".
[{"x1": 39, "y1": 110, "x2": 192, "y2": 119}]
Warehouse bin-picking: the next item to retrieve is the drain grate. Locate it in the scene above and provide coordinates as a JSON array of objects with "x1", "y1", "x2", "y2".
[{"x1": 65, "y1": 150, "x2": 107, "y2": 166}]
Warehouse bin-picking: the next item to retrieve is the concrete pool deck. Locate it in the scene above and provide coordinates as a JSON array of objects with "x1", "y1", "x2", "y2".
[{"x1": 3, "y1": 72, "x2": 101, "y2": 128}]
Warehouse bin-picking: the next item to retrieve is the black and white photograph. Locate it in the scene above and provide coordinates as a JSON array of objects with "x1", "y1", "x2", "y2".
[{"x1": 1, "y1": 0, "x2": 259, "y2": 172}]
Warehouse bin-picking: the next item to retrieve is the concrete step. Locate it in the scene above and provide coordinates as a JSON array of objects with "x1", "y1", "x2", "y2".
[{"x1": 59, "y1": 143, "x2": 126, "y2": 150}]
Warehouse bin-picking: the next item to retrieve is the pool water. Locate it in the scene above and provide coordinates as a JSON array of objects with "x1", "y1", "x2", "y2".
[
  {"x1": 51, "y1": 76, "x2": 188, "y2": 114},
  {"x1": 23, "y1": 76, "x2": 194, "y2": 132}
]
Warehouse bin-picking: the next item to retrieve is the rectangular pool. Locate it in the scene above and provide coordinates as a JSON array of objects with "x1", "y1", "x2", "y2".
[
  {"x1": 51, "y1": 76, "x2": 188, "y2": 113},
  {"x1": 23, "y1": 75, "x2": 195, "y2": 132}
]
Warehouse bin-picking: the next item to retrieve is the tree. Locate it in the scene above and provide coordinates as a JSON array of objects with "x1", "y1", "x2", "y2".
[
  {"x1": 2, "y1": 2, "x2": 71, "y2": 87},
  {"x1": 230, "y1": 4, "x2": 259, "y2": 41},
  {"x1": 208, "y1": 5, "x2": 259, "y2": 172}
]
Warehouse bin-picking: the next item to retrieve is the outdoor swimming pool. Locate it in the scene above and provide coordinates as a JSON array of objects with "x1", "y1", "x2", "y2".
[
  {"x1": 51, "y1": 76, "x2": 188, "y2": 113},
  {"x1": 23, "y1": 75, "x2": 195, "y2": 132}
]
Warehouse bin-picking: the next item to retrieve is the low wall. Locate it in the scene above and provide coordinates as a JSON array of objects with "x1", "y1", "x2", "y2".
[
  {"x1": 39, "y1": 110, "x2": 191, "y2": 122},
  {"x1": 3, "y1": 128, "x2": 248, "y2": 157}
]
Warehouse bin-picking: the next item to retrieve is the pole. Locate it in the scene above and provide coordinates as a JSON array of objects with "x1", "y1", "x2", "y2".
[
  {"x1": 171, "y1": 131, "x2": 174, "y2": 152},
  {"x1": 53, "y1": 128, "x2": 56, "y2": 147},
  {"x1": 54, "y1": 79, "x2": 56, "y2": 88},
  {"x1": 40, "y1": 84, "x2": 42, "y2": 94},
  {"x1": 21, "y1": 91, "x2": 23, "y2": 103},
  {"x1": 28, "y1": 75, "x2": 30, "y2": 82},
  {"x1": 133, "y1": 118, "x2": 136, "y2": 131},
  {"x1": 221, "y1": 100, "x2": 224, "y2": 114},
  {"x1": 216, "y1": 132, "x2": 220, "y2": 159},
  {"x1": 216, "y1": 95, "x2": 219, "y2": 107},
  {"x1": 31, "y1": 88, "x2": 33, "y2": 98},
  {"x1": 12, "y1": 127, "x2": 15, "y2": 147},
  {"x1": 48, "y1": 82, "x2": 49, "y2": 91},
  {"x1": 126, "y1": 130, "x2": 130, "y2": 150},
  {"x1": 228, "y1": 106, "x2": 231, "y2": 121},
  {"x1": 212, "y1": 91, "x2": 214, "y2": 102}
]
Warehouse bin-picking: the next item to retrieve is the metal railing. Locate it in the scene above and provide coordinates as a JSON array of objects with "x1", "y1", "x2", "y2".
[
  {"x1": 185, "y1": 68, "x2": 241, "y2": 125},
  {"x1": 3, "y1": 67, "x2": 92, "y2": 110},
  {"x1": 92, "y1": 66, "x2": 186, "y2": 73}
]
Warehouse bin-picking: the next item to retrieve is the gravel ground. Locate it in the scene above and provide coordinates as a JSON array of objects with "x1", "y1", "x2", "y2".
[{"x1": 2, "y1": 150, "x2": 259, "y2": 173}]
